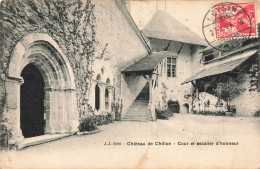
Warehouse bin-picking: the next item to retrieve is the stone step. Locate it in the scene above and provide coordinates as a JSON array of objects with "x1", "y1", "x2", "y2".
[
  {"x1": 125, "y1": 112, "x2": 149, "y2": 115},
  {"x1": 124, "y1": 82, "x2": 152, "y2": 121},
  {"x1": 124, "y1": 115, "x2": 149, "y2": 118},
  {"x1": 131, "y1": 102, "x2": 148, "y2": 105},
  {"x1": 17, "y1": 134, "x2": 71, "y2": 149},
  {"x1": 123, "y1": 116, "x2": 151, "y2": 119},
  {"x1": 127, "y1": 111, "x2": 150, "y2": 114},
  {"x1": 136, "y1": 97, "x2": 149, "y2": 100},
  {"x1": 132, "y1": 100, "x2": 149, "y2": 104},
  {"x1": 123, "y1": 116, "x2": 153, "y2": 121},
  {"x1": 124, "y1": 116, "x2": 153, "y2": 120},
  {"x1": 129, "y1": 105, "x2": 148, "y2": 108},
  {"x1": 124, "y1": 113, "x2": 152, "y2": 118},
  {"x1": 129, "y1": 106, "x2": 149, "y2": 111},
  {"x1": 123, "y1": 119, "x2": 150, "y2": 122},
  {"x1": 130, "y1": 106, "x2": 148, "y2": 109}
]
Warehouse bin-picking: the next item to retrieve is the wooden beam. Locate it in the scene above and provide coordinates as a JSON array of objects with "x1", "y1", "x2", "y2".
[
  {"x1": 177, "y1": 43, "x2": 184, "y2": 55},
  {"x1": 142, "y1": 74, "x2": 148, "y2": 81},
  {"x1": 191, "y1": 81, "x2": 196, "y2": 87},
  {"x1": 164, "y1": 40, "x2": 171, "y2": 51}
]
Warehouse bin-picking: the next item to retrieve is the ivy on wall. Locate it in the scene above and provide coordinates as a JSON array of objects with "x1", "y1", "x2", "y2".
[
  {"x1": 161, "y1": 82, "x2": 168, "y2": 106},
  {"x1": 248, "y1": 56, "x2": 259, "y2": 92},
  {"x1": 0, "y1": 0, "x2": 99, "y2": 118}
]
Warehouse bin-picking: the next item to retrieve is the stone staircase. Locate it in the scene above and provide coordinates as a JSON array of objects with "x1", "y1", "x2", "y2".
[{"x1": 123, "y1": 83, "x2": 153, "y2": 121}]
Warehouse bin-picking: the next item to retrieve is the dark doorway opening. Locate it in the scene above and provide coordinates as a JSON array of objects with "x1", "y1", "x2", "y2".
[
  {"x1": 95, "y1": 84, "x2": 100, "y2": 111},
  {"x1": 105, "y1": 88, "x2": 109, "y2": 110},
  {"x1": 20, "y1": 63, "x2": 45, "y2": 138},
  {"x1": 183, "y1": 103, "x2": 189, "y2": 114}
]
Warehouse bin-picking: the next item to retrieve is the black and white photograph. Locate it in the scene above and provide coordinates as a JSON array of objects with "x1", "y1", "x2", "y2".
[{"x1": 0, "y1": 0, "x2": 259, "y2": 168}]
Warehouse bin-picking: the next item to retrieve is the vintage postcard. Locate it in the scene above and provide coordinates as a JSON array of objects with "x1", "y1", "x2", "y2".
[{"x1": 0, "y1": 0, "x2": 259, "y2": 168}]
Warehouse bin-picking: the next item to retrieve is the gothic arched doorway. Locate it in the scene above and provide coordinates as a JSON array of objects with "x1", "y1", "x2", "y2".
[
  {"x1": 6, "y1": 33, "x2": 78, "y2": 141},
  {"x1": 20, "y1": 63, "x2": 45, "y2": 138}
]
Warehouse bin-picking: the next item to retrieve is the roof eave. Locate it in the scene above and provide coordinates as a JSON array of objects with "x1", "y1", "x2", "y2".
[{"x1": 146, "y1": 36, "x2": 207, "y2": 47}]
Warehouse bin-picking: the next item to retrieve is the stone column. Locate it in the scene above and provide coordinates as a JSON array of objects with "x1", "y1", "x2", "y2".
[
  {"x1": 62, "y1": 89, "x2": 73, "y2": 133},
  {"x1": 57, "y1": 89, "x2": 66, "y2": 134},
  {"x1": 44, "y1": 88, "x2": 62, "y2": 134},
  {"x1": 98, "y1": 83, "x2": 106, "y2": 111},
  {"x1": 44, "y1": 88, "x2": 54, "y2": 134},
  {"x1": 5, "y1": 76, "x2": 24, "y2": 144},
  {"x1": 107, "y1": 86, "x2": 114, "y2": 112},
  {"x1": 69, "y1": 89, "x2": 78, "y2": 133},
  {"x1": 148, "y1": 74, "x2": 153, "y2": 105},
  {"x1": 196, "y1": 87, "x2": 199, "y2": 99}
]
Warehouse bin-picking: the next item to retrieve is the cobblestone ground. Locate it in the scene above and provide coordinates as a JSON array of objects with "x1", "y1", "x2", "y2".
[{"x1": 1, "y1": 114, "x2": 260, "y2": 169}]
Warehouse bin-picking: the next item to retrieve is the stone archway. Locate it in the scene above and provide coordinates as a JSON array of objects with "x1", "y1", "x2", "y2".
[{"x1": 6, "y1": 33, "x2": 78, "y2": 143}]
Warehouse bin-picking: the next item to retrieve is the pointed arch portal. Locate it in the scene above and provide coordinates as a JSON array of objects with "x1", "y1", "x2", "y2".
[{"x1": 6, "y1": 33, "x2": 78, "y2": 140}]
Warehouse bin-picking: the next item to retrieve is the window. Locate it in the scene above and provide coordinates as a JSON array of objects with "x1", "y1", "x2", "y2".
[
  {"x1": 204, "y1": 54, "x2": 214, "y2": 62},
  {"x1": 167, "y1": 57, "x2": 176, "y2": 77}
]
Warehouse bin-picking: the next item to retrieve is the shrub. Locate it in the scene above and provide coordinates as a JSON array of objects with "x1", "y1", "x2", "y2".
[
  {"x1": 78, "y1": 116, "x2": 98, "y2": 132},
  {"x1": 115, "y1": 111, "x2": 121, "y2": 121},
  {"x1": 94, "y1": 115, "x2": 104, "y2": 126},
  {"x1": 253, "y1": 110, "x2": 260, "y2": 117},
  {"x1": 193, "y1": 111, "x2": 228, "y2": 116},
  {"x1": 215, "y1": 80, "x2": 245, "y2": 111},
  {"x1": 0, "y1": 113, "x2": 11, "y2": 150},
  {"x1": 112, "y1": 101, "x2": 122, "y2": 121},
  {"x1": 93, "y1": 113, "x2": 114, "y2": 126},
  {"x1": 166, "y1": 108, "x2": 174, "y2": 117},
  {"x1": 168, "y1": 100, "x2": 180, "y2": 113},
  {"x1": 155, "y1": 108, "x2": 169, "y2": 120},
  {"x1": 105, "y1": 113, "x2": 113, "y2": 124},
  {"x1": 0, "y1": 125, "x2": 8, "y2": 150}
]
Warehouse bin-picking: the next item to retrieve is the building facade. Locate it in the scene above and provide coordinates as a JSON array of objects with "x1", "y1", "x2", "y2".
[
  {"x1": 0, "y1": 0, "x2": 151, "y2": 146},
  {"x1": 0, "y1": 0, "x2": 259, "y2": 149},
  {"x1": 183, "y1": 35, "x2": 260, "y2": 116},
  {"x1": 121, "y1": 10, "x2": 207, "y2": 120}
]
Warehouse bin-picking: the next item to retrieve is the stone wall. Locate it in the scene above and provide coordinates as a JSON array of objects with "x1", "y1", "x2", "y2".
[
  {"x1": 0, "y1": 0, "x2": 99, "y2": 118},
  {"x1": 0, "y1": 0, "x2": 149, "y2": 145},
  {"x1": 193, "y1": 92, "x2": 227, "y2": 112},
  {"x1": 92, "y1": 0, "x2": 149, "y2": 115},
  {"x1": 150, "y1": 39, "x2": 201, "y2": 113},
  {"x1": 195, "y1": 69, "x2": 260, "y2": 116},
  {"x1": 231, "y1": 73, "x2": 260, "y2": 116},
  {"x1": 121, "y1": 74, "x2": 147, "y2": 116}
]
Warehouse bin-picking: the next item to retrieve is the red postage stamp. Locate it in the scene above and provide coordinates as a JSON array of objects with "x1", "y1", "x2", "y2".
[{"x1": 214, "y1": 2, "x2": 257, "y2": 38}]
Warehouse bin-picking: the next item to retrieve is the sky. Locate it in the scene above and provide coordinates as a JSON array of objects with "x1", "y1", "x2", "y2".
[{"x1": 127, "y1": 0, "x2": 260, "y2": 38}]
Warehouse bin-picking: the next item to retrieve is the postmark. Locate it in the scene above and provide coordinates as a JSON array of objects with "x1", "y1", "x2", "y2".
[{"x1": 202, "y1": 2, "x2": 257, "y2": 51}]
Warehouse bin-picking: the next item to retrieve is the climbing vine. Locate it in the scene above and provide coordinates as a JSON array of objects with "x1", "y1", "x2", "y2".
[
  {"x1": 248, "y1": 55, "x2": 259, "y2": 92},
  {"x1": 0, "y1": 0, "x2": 98, "y2": 118},
  {"x1": 161, "y1": 82, "x2": 168, "y2": 106}
]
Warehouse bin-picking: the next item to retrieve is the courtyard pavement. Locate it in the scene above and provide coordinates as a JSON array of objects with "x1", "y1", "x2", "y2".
[{"x1": 0, "y1": 114, "x2": 260, "y2": 169}]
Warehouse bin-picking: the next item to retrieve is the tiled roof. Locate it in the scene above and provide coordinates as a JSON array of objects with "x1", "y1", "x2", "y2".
[
  {"x1": 142, "y1": 10, "x2": 207, "y2": 46},
  {"x1": 122, "y1": 52, "x2": 175, "y2": 73},
  {"x1": 182, "y1": 49, "x2": 258, "y2": 84}
]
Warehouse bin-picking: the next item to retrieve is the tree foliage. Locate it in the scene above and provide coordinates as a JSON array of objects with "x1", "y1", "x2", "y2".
[{"x1": 215, "y1": 80, "x2": 245, "y2": 110}]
